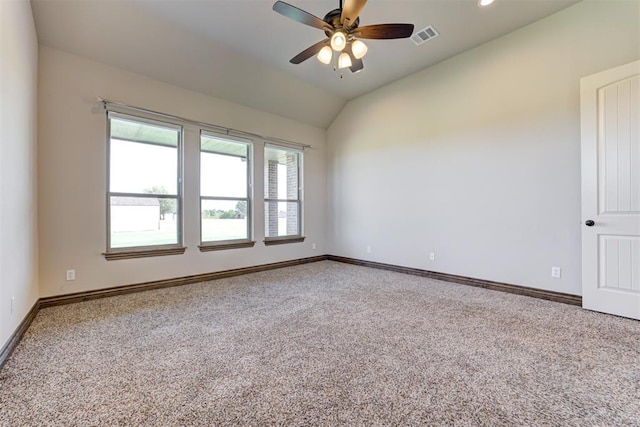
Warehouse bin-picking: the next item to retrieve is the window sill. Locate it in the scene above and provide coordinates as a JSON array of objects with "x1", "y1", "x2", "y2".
[
  {"x1": 103, "y1": 246, "x2": 186, "y2": 261},
  {"x1": 199, "y1": 241, "x2": 256, "y2": 252},
  {"x1": 263, "y1": 236, "x2": 306, "y2": 246}
]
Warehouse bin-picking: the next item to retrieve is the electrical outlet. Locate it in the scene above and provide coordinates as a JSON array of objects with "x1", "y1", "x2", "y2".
[
  {"x1": 366, "y1": 246, "x2": 372, "y2": 253},
  {"x1": 551, "y1": 267, "x2": 561, "y2": 279},
  {"x1": 66, "y1": 270, "x2": 76, "y2": 281},
  {"x1": 429, "y1": 252, "x2": 436, "y2": 261},
  {"x1": 312, "y1": 243, "x2": 316, "y2": 250}
]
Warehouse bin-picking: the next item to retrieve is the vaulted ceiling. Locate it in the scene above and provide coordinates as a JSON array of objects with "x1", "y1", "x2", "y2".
[{"x1": 31, "y1": 0, "x2": 581, "y2": 128}]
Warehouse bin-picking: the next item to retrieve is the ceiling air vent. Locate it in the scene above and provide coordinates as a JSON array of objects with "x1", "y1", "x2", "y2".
[{"x1": 411, "y1": 25, "x2": 439, "y2": 46}]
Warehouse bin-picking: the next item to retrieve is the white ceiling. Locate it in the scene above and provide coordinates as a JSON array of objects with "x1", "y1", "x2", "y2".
[{"x1": 31, "y1": 0, "x2": 581, "y2": 128}]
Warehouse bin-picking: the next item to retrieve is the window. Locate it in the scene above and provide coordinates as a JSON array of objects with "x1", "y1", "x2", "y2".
[
  {"x1": 200, "y1": 133, "x2": 253, "y2": 249},
  {"x1": 106, "y1": 113, "x2": 182, "y2": 255},
  {"x1": 264, "y1": 146, "x2": 303, "y2": 243}
]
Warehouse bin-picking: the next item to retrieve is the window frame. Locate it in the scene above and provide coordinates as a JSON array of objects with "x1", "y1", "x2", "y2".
[
  {"x1": 104, "y1": 112, "x2": 185, "y2": 258},
  {"x1": 198, "y1": 131, "x2": 254, "y2": 250},
  {"x1": 263, "y1": 144, "x2": 305, "y2": 245}
]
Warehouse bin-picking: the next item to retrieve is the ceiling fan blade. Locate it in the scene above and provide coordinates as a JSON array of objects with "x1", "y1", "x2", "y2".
[
  {"x1": 353, "y1": 23, "x2": 415, "y2": 39},
  {"x1": 341, "y1": 0, "x2": 368, "y2": 28},
  {"x1": 290, "y1": 39, "x2": 328, "y2": 64},
  {"x1": 350, "y1": 58, "x2": 364, "y2": 73},
  {"x1": 273, "y1": 1, "x2": 330, "y2": 31}
]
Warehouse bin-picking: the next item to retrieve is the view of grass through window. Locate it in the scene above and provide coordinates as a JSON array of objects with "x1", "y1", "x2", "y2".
[{"x1": 200, "y1": 134, "x2": 250, "y2": 243}]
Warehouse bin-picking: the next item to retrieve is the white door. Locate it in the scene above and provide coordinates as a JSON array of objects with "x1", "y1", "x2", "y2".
[{"x1": 581, "y1": 60, "x2": 640, "y2": 320}]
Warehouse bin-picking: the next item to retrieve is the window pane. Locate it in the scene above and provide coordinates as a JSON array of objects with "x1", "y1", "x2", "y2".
[
  {"x1": 264, "y1": 147, "x2": 299, "y2": 200},
  {"x1": 265, "y1": 201, "x2": 299, "y2": 237},
  {"x1": 110, "y1": 139, "x2": 178, "y2": 194},
  {"x1": 201, "y1": 199, "x2": 248, "y2": 242},
  {"x1": 110, "y1": 196, "x2": 178, "y2": 248},
  {"x1": 200, "y1": 151, "x2": 247, "y2": 198}
]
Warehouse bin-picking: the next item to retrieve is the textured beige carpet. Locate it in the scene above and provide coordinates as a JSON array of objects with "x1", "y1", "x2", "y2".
[{"x1": 1, "y1": 261, "x2": 639, "y2": 426}]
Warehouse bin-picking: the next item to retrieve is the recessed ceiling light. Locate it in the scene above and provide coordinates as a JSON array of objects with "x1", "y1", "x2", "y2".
[{"x1": 478, "y1": 0, "x2": 495, "y2": 6}]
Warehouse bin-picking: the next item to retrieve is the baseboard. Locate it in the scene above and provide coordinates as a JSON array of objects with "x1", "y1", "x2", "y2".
[
  {"x1": 40, "y1": 255, "x2": 329, "y2": 308},
  {"x1": 0, "y1": 300, "x2": 40, "y2": 372},
  {"x1": 327, "y1": 255, "x2": 582, "y2": 306}
]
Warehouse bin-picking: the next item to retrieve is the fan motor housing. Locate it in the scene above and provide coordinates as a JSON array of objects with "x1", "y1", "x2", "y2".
[{"x1": 323, "y1": 8, "x2": 359, "y2": 36}]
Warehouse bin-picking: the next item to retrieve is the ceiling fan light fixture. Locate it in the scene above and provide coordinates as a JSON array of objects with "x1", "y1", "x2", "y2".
[
  {"x1": 272, "y1": 1, "x2": 415, "y2": 75},
  {"x1": 330, "y1": 31, "x2": 347, "y2": 52},
  {"x1": 338, "y1": 52, "x2": 352, "y2": 69},
  {"x1": 317, "y1": 46, "x2": 333, "y2": 64},
  {"x1": 351, "y1": 39, "x2": 368, "y2": 59}
]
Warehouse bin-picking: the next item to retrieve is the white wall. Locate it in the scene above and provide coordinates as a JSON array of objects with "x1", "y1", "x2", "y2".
[
  {"x1": 38, "y1": 46, "x2": 326, "y2": 298},
  {"x1": 0, "y1": 0, "x2": 39, "y2": 348},
  {"x1": 327, "y1": 0, "x2": 640, "y2": 295}
]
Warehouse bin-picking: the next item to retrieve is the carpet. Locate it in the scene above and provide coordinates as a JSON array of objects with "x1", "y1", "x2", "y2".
[{"x1": 1, "y1": 261, "x2": 639, "y2": 426}]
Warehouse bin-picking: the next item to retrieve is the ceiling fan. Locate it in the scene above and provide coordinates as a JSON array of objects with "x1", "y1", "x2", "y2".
[{"x1": 273, "y1": 0, "x2": 414, "y2": 74}]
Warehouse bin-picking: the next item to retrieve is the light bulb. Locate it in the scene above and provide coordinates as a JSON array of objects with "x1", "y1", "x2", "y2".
[
  {"x1": 338, "y1": 52, "x2": 352, "y2": 69},
  {"x1": 330, "y1": 31, "x2": 347, "y2": 52},
  {"x1": 478, "y1": 0, "x2": 494, "y2": 6},
  {"x1": 351, "y1": 40, "x2": 368, "y2": 59},
  {"x1": 317, "y1": 46, "x2": 332, "y2": 65}
]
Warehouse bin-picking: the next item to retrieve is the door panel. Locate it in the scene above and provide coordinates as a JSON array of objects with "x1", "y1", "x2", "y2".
[
  {"x1": 600, "y1": 235, "x2": 640, "y2": 292},
  {"x1": 582, "y1": 60, "x2": 640, "y2": 319},
  {"x1": 599, "y1": 78, "x2": 640, "y2": 214}
]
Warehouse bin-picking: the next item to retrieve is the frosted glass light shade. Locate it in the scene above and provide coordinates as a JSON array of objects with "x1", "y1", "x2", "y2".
[
  {"x1": 351, "y1": 40, "x2": 368, "y2": 59},
  {"x1": 478, "y1": 0, "x2": 494, "y2": 6},
  {"x1": 317, "y1": 46, "x2": 333, "y2": 64},
  {"x1": 330, "y1": 31, "x2": 347, "y2": 51},
  {"x1": 338, "y1": 52, "x2": 352, "y2": 69}
]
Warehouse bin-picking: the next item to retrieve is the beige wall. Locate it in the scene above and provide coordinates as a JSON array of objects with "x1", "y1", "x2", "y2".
[
  {"x1": 0, "y1": 0, "x2": 39, "y2": 348},
  {"x1": 38, "y1": 46, "x2": 326, "y2": 297},
  {"x1": 327, "y1": 0, "x2": 640, "y2": 295}
]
